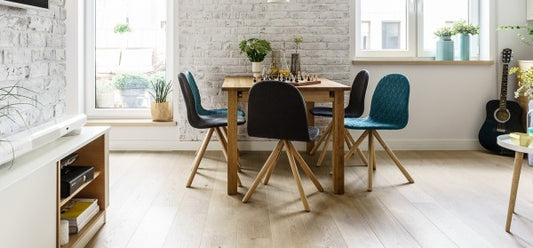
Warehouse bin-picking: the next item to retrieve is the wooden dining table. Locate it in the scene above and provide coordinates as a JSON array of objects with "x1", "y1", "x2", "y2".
[{"x1": 221, "y1": 76, "x2": 351, "y2": 195}]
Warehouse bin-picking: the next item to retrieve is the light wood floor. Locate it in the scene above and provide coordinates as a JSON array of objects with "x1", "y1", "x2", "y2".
[{"x1": 86, "y1": 150, "x2": 533, "y2": 248}]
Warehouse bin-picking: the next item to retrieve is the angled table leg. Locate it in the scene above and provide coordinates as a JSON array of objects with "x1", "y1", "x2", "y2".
[
  {"x1": 506, "y1": 151, "x2": 524, "y2": 232},
  {"x1": 226, "y1": 90, "x2": 239, "y2": 195},
  {"x1": 332, "y1": 89, "x2": 345, "y2": 194}
]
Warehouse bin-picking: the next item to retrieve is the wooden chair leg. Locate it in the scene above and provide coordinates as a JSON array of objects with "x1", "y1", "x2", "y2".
[
  {"x1": 344, "y1": 128, "x2": 354, "y2": 148},
  {"x1": 373, "y1": 131, "x2": 414, "y2": 183},
  {"x1": 344, "y1": 130, "x2": 369, "y2": 161},
  {"x1": 216, "y1": 127, "x2": 243, "y2": 169},
  {"x1": 242, "y1": 140, "x2": 285, "y2": 203},
  {"x1": 287, "y1": 142, "x2": 324, "y2": 192},
  {"x1": 344, "y1": 128, "x2": 368, "y2": 165},
  {"x1": 215, "y1": 127, "x2": 242, "y2": 187},
  {"x1": 316, "y1": 129, "x2": 333, "y2": 167},
  {"x1": 310, "y1": 122, "x2": 332, "y2": 155},
  {"x1": 263, "y1": 142, "x2": 284, "y2": 185},
  {"x1": 284, "y1": 140, "x2": 310, "y2": 212},
  {"x1": 215, "y1": 127, "x2": 228, "y2": 160},
  {"x1": 222, "y1": 126, "x2": 242, "y2": 156},
  {"x1": 186, "y1": 128, "x2": 214, "y2": 187},
  {"x1": 367, "y1": 130, "x2": 375, "y2": 191}
]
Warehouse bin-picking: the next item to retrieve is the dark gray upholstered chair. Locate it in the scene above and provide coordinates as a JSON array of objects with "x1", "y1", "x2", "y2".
[
  {"x1": 310, "y1": 69, "x2": 369, "y2": 166},
  {"x1": 344, "y1": 73, "x2": 414, "y2": 191},
  {"x1": 178, "y1": 72, "x2": 246, "y2": 187},
  {"x1": 242, "y1": 81, "x2": 323, "y2": 212}
]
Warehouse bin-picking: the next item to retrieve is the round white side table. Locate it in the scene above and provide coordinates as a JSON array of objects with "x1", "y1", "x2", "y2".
[{"x1": 497, "y1": 134, "x2": 532, "y2": 232}]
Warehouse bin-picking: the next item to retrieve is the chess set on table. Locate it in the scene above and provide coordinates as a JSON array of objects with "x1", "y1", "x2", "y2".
[{"x1": 253, "y1": 71, "x2": 321, "y2": 86}]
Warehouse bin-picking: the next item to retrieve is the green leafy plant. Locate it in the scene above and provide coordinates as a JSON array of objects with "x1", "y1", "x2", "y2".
[
  {"x1": 294, "y1": 36, "x2": 303, "y2": 53},
  {"x1": 499, "y1": 24, "x2": 533, "y2": 45},
  {"x1": 113, "y1": 74, "x2": 150, "y2": 90},
  {"x1": 452, "y1": 20, "x2": 480, "y2": 35},
  {"x1": 113, "y1": 23, "x2": 131, "y2": 34},
  {"x1": 239, "y1": 38, "x2": 272, "y2": 62},
  {"x1": 434, "y1": 26, "x2": 456, "y2": 37},
  {"x1": 149, "y1": 77, "x2": 172, "y2": 103}
]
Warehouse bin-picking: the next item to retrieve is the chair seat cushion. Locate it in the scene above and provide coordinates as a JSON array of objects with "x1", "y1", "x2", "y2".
[
  {"x1": 196, "y1": 115, "x2": 245, "y2": 129},
  {"x1": 204, "y1": 108, "x2": 245, "y2": 117},
  {"x1": 344, "y1": 117, "x2": 403, "y2": 130},
  {"x1": 308, "y1": 126, "x2": 320, "y2": 141},
  {"x1": 310, "y1": 107, "x2": 359, "y2": 118}
]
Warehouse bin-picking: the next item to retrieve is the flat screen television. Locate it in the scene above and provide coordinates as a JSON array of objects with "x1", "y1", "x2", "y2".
[{"x1": 0, "y1": 0, "x2": 48, "y2": 10}]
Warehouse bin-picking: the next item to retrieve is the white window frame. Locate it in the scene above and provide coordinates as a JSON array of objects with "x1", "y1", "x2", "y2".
[
  {"x1": 84, "y1": 0, "x2": 174, "y2": 118},
  {"x1": 355, "y1": 0, "x2": 480, "y2": 59}
]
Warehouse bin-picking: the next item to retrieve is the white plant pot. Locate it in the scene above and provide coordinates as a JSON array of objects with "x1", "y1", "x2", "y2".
[{"x1": 251, "y1": 61, "x2": 263, "y2": 78}]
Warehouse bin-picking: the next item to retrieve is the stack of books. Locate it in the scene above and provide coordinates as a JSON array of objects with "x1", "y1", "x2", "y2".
[{"x1": 60, "y1": 198, "x2": 100, "y2": 234}]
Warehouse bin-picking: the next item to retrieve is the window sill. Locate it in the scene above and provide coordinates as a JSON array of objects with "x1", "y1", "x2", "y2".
[
  {"x1": 352, "y1": 59, "x2": 494, "y2": 65},
  {"x1": 86, "y1": 119, "x2": 177, "y2": 127}
]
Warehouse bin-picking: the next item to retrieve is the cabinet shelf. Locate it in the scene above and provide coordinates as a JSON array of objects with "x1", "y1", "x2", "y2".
[
  {"x1": 61, "y1": 210, "x2": 106, "y2": 248},
  {"x1": 60, "y1": 171, "x2": 101, "y2": 207}
]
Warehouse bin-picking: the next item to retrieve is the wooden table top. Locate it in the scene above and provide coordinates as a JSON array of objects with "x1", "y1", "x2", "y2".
[{"x1": 221, "y1": 76, "x2": 351, "y2": 91}]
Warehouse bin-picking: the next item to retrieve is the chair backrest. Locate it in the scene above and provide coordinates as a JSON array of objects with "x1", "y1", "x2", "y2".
[
  {"x1": 178, "y1": 72, "x2": 204, "y2": 128},
  {"x1": 368, "y1": 74, "x2": 410, "y2": 128},
  {"x1": 247, "y1": 81, "x2": 311, "y2": 142},
  {"x1": 185, "y1": 71, "x2": 210, "y2": 115},
  {"x1": 344, "y1": 69, "x2": 369, "y2": 117}
]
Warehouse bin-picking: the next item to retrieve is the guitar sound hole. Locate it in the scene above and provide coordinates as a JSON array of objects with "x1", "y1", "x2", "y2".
[{"x1": 494, "y1": 108, "x2": 511, "y2": 123}]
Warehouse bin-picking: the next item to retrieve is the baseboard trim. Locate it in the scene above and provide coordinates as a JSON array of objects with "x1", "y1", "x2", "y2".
[{"x1": 109, "y1": 139, "x2": 482, "y2": 151}]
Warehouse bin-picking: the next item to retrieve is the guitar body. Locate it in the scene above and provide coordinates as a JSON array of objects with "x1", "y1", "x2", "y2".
[{"x1": 478, "y1": 100, "x2": 524, "y2": 155}]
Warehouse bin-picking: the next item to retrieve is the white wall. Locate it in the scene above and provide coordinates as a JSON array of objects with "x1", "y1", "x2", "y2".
[
  {"x1": 0, "y1": 2, "x2": 67, "y2": 137},
  {"x1": 68, "y1": 0, "x2": 533, "y2": 151}
]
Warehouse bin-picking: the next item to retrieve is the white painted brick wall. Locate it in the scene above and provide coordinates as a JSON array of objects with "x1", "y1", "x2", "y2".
[
  {"x1": 177, "y1": 0, "x2": 352, "y2": 141},
  {"x1": 0, "y1": 1, "x2": 66, "y2": 137}
]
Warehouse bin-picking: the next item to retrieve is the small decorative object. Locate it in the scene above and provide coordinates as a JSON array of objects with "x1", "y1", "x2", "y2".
[
  {"x1": 509, "y1": 132, "x2": 533, "y2": 146},
  {"x1": 434, "y1": 26, "x2": 456, "y2": 61},
  {"x1": 149, "y1": 76, "x2": 173, "y2": 122},
  {"x1": 290, "y1": 36, "x2": 303, "y2": 75},
  {"x1": 239, "y1": 38, "x2": 272, "y2": 78},
  {"x1": 452, "y1": 20, "x2": 480, "y2": 60}
]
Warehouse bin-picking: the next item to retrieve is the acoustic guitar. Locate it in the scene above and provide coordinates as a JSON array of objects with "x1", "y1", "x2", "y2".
[{"x1": 478, "y1": 48, "x2": 524, "y2": 154}]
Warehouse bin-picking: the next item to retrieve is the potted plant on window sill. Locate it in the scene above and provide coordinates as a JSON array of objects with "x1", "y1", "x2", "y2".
[
  {"x1": 149, "y1": 77, "x2": 173, "y2": 122},
  {"x1": 239, "y1": 38, "x2": 272, "y2": 78},
  {"x1": 452, "y1": 20, "x2": 479, "y2": 61},
  {"x1": 434, "y1": 26, "x2": 456, "y2": 61},
  {"x1": 113, "y1": 73, "x2": 150, "y2": 108}
]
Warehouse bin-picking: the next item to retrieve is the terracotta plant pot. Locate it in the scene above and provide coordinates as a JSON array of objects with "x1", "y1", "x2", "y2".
[{"x1": 151, "y1": 102, "x2": 173, "y2": 122}]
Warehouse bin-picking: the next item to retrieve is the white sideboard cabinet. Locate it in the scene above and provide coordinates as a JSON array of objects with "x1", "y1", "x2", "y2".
[{"x1": 0, "y1": 126, "x2": 110, "y2": 248}]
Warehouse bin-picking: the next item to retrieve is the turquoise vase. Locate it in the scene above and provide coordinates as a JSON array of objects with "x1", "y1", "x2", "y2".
[
  {"x1": 459, "y1": 33, "x2": 470, "y2": 61},
  {"x1": 436, "y1": 36, "x2": 454, "y2": 61}
]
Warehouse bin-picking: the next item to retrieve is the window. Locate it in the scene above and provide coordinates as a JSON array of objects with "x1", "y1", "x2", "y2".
[
  {"x1": 355, "y1": 0, "x2": 480, "y2": 59},
  {"x1": 382, "y1": 21, "x2": 401, "y2": 49},
  {"x1": 85, "y1": 0, "x2": 172, "y2": 118}
]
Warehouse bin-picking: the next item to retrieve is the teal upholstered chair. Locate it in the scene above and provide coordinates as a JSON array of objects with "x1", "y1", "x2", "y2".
[
  {"x1": 185, "y1": 71, "x2": 245, "y2": 117},
  {"x1": 344, "y1": 74, "x2": 414, "y2": 191}
]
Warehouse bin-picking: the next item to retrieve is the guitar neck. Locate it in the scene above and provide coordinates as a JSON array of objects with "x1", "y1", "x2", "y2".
[{"x1": 499, "y1": 63, "x2": 509, "y2": 109}]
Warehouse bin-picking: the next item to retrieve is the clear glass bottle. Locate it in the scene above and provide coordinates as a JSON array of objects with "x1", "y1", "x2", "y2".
[{"x1": 279, "y1": 42, "x2": 290, "y2": 77}]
